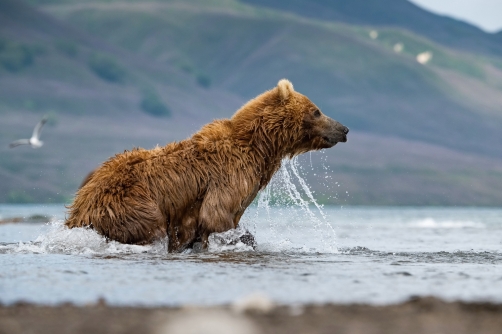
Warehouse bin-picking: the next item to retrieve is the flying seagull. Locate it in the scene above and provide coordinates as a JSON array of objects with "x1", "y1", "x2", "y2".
[{"x1": 9, "y1": 116, "x2": 48, "y2": 149}]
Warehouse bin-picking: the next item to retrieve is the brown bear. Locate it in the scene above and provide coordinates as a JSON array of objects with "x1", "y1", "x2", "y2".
[{"x1": 65, "y1": 79, "x2": 349, "y2": 252}]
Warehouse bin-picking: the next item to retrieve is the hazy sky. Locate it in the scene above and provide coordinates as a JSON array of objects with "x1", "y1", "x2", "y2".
[{"x1": 409, "y1": 0, "x2": 502, "y2": 33}]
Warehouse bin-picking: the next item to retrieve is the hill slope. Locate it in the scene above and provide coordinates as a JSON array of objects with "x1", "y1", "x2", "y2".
[
  {"x1": 1, "y1": 0, "x2": 502, "y2": 205},
  {"x1": 0, "y1": 0, "x2": 244, "y2": 202}
]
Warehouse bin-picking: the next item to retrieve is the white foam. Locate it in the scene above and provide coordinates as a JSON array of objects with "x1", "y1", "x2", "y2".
[
  {"x1": 9, "y1": 220, "x2": 167, "y2": 255},
  {"x1": 208, "y1": 227, "x2": 255, "y2": 253},
  {"x1": 410, "y1": 218, "x2": 485, "y2": 229}
]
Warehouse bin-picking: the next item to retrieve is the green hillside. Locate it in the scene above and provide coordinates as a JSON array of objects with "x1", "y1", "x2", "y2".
[
  {"x1": 0, "y1": 0, "x2": 241, "y2": 117},
  {"x1": 242, "y1": 0, "x2": 502, "y2": 58},
  {"x1": 1, "y1": 0, "x2": 502, "y2": 206},
  {"x1": 37, "y1": 0, "x2": 502, "y2": 157}
]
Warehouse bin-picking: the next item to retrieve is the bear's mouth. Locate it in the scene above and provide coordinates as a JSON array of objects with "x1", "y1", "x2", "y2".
[
  {"x1": 322, "y1": 134, "x2": 347, "y2": 146},
  {"x1": 322, "y1": 136, "x2": 336, "y2": 145}
]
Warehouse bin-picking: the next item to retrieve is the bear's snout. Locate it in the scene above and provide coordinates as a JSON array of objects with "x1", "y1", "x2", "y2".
[
  {"x1": 337, "y1": 123, "x2": 349, "y2": 142},
  {"x1": 320, "y1": 118, "x2": 348, "y2": 147}
]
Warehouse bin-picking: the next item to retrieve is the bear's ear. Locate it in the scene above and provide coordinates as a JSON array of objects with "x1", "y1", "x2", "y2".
[{"x1": 277, "y1": 79, "x2": 294, "y2": 101}]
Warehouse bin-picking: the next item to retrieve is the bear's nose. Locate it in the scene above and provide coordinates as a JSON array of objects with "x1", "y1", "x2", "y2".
[{"x1": 343, "y1": 126, "x2": 349, "y2": 134}]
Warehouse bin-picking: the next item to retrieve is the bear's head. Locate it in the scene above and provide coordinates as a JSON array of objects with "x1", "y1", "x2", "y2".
[{"x1": 232, "y1": 79, "x2": 348, "y2": 158}]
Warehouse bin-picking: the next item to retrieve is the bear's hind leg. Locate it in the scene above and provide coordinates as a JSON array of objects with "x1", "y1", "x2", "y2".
[{"x1": 94, "y1": 199, "x2": 166, "y2": 245}]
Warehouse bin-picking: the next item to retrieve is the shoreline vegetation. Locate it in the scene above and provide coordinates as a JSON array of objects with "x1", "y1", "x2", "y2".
[{"x1": 1, "y1": 297, "x2": 502, "y2": 334}]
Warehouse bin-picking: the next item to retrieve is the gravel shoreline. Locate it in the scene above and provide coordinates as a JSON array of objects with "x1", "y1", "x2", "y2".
[{"x1": 1, "y1": 297, "x2": 502, "y2": 334}]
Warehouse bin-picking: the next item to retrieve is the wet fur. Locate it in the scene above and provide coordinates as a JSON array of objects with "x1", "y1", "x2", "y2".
[{"x1": 66, "y1": 80, "x2": 348, "y2": 252}]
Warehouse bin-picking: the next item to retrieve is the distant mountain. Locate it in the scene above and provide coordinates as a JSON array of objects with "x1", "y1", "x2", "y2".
[
  {"x1": 1, "y1": 0, "x2": 502, "y2": 206},
  {"x1": 242, "y1": 0, "x2": 502, "y2": 58}
]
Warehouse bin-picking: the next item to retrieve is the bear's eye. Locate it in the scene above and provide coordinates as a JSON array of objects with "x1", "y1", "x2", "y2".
[{"x1": 313, "y1": 109, "x2": 321, "y2": 118}]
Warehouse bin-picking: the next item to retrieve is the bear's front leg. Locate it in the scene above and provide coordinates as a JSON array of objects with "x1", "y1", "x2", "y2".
[
  {"x1": 198, "y1": 186, "x2": 242, "y2": 249},
  {"x1": 168, "y1": 215, "x2": 197, "y2": 253}
]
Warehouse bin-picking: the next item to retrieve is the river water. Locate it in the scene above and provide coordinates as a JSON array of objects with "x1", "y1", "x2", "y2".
[{"x1": 1, "y1": 162, "x2": 501, "y2": 306}]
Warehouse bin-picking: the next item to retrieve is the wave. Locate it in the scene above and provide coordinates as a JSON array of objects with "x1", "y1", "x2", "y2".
[
  {"x1": 339, "y1": 246, "x2": 502, "y2": 264},
  {"x1": 408, "y1": 218, "x2": 485, "y2": 229}
]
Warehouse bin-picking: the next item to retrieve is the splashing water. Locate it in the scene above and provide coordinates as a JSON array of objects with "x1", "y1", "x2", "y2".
[
  {"x1": 207, "y1": 227, "x2": 256, "y2": 253},
  {"x1": 241, "y1": 157, "x2": 338, "y2": 253},
  {"x1": 5, "y1": 220, "x2": 168, "y2": 255}
]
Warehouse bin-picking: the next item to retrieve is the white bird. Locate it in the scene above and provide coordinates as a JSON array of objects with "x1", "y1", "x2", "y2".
[
  {"x1": 416, "y1": 51, "x2": 433, "y2": 65},
  {"x1": 9, "y1": 116, "x2": 48, "y2": 149}
]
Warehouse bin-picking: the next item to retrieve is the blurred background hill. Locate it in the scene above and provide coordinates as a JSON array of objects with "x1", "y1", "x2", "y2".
[{"x1": 1, "y1": 0, "x2": 502, "y2": 205}]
